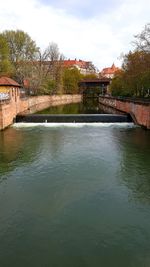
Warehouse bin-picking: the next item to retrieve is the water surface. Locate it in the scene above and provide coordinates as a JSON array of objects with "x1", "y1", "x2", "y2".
[
  {"x1": 0, "y1": 124, "x2": 150, "y2": 267},
  {"x1": 37, "y1": 99, "x2": 123, "y2": 114}
]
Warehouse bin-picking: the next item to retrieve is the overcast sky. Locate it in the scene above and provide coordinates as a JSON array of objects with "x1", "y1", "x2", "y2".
[{"x1": 0, "y1": 0, "x2": 150, "y2": 70}]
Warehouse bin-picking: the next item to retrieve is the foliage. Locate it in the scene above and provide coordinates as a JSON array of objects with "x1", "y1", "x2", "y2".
[
  {"x1": 39, "y1": 78, "x2": 56, "y2": 95},
  {"x1": 0, "y1": 29, "x2": 96, "y2": 96},
  {"x1": 83, "y1": 73, "x2": 98, "y2": 79},
  {"x1": 63, "y1": 67, "x2": 82, "y2": 94},
  {"x1": 2, "y1": 30, "x2": 39, "y2": 62},
  {"x1": 110, "y1": 23, "x2": 150, "y2": 98},
  {"x1": 133, "y1": 23, "x2": 150, "y2": 52},
  {"x1": 31, "y1": 43, "x2": 64, "y2": 95},
  {"x1": 110, "y1": 70, "x2": 132, "y2": 97},
  {"x1": 0, "y1": 34, "x2": 14, "y2": 76},
  {"x1": 1, "y1": 30, "x2": 39, "y2": 84}
]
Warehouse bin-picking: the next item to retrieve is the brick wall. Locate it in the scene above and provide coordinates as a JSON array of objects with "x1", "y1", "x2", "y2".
[
  {"x1": 99, "y1": 96, "x2": 150, "y2": 129},
  {"x1": 0, "y1": 94, "x2": 82, "y2": 130}
]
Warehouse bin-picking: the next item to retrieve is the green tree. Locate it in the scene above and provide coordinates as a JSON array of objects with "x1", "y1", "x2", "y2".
[
  {"x1": 111, "y1": 24, "x2": 150, "y2": 97},
  {"x1": 2, "y1": 30, "x2": 39, "y2": 84},
  {"x1": 83, "y1": 73, "x2": 98, "y2": 79},
  {"x1": 63, "y1": 67, "x2": 82, "y2": 94},
  {"x1": 0, "y1": 34, "x2": 13, "y2": 76},
  {"x1": 39, "y1": 78, "x2": 56, "y2": 95},
  {"x1": 110, "y1": 69, "x2": 133, "y2": 97},
  {"x1": 122, "y1": 51, "x2": 150, "y2": 96},
  {"x1": 2, "y1": 30, "x2": 39, "y2": 62}
]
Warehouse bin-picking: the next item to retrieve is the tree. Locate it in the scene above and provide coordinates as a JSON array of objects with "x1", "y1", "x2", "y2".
[
  {"x1": 2, "y1": 30, "x2": 39, "y2": 62},
  {"x1": 47, "y1": 42, "x2": 60, "y2": 62},
  {"x1": 110, "y1": 70, "x2": 131, "y2": 97},
  {"x1": 83, "y1": 73, "x2": 98, "y2": 79},
  {"x1": 122, "y1": 51, "x2": 150, "y2": 96},
  {"x1": 2, "y1": 30, "x2": 39, "y2": 84},
  {"x1": 29, "y1": 43, "x2": 64, "y2": 95},
  {"x1": 63, "y1": 67, "x2": 82, "y2": 94},
  {"x1": 133, "y1": 23, "x2": 150, "y2": 52},
  {"x1": 0, "y1": 34, "x2": 13, "y2": 76},
  {"x1": 38, "y1": 78, "x2": 56, "y2": 95},
  {"x1": 45, "y1": 42, "x2": 64, "y2": 94},
  {"x1": 111, "y1": 24, "x2": 150, "y2": 98},
  {"x1": 110, "y1": 51, "x2": 150, "y2": 97}
]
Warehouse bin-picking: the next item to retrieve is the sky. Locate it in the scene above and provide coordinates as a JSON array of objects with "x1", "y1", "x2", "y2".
[{"x1": 0, "y1": 0, "x2": 150, "y2": 70}]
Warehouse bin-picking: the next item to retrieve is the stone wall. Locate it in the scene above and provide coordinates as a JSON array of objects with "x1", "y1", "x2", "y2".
[
  {"x1": 0, "y1": 94, "x2": 82, "y2": 130},
  {"x1": 99, "y1": 96, "x2": 150, "y2": 129}
]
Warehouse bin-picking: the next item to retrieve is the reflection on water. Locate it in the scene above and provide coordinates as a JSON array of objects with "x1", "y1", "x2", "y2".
[
  {"x1": 37, "y1": 99, "x2": 124, "y2": 114},
  {"x1": 0, "y1": 127, "x2": 41, "y2": 177},
  {"x1": 115, "y1": 128, "x2": 150, "y2": 203},
  {"x1": 0, "y1": 125, "x2": 150, "y2": 267}
]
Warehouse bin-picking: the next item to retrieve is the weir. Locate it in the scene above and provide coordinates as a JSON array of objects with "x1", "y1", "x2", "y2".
[{"x1": 16, "y1": 113, "x2": 132, "y2": 123}]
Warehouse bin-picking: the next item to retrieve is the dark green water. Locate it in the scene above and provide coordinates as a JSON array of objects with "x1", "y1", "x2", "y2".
[
  {"x1": 0, "y1": 123, "x2": 150, "y2": 267},
  {"x1": 36, "y1": 99, "x2": 122, "y2": 114}
]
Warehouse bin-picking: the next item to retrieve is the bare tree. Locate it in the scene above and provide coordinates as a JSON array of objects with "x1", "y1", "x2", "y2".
[
  {"x1": 30, "y1": 43, "x2": 64, "y2": 94},
  {"x1": 133, "y1": 23, "x2": 150, "y2": 52}
]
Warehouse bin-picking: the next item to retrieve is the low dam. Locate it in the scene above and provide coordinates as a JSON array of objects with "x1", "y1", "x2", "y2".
[
  {"x1": 16, "y1": 113, "x2": 132, "y2": 123},
  {"x1": 99, "y1": 96, "x2": 150, "y2": 129}
]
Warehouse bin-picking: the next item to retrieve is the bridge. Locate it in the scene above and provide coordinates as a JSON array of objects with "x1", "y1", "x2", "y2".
[{"x1": 78, "y1": 78, "x2": 111, "y2": 97}]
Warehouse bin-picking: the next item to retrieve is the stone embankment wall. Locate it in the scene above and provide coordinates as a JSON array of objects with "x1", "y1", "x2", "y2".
[
  {"x1": 99, "y1": 96, "x2": 150, "y2": 129},
  {"x1": 0, "y1": 94, "x2": 82, "y2": 130}
]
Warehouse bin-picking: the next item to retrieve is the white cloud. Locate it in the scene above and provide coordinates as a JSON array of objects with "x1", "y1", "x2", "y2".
[{"x1": 0, "y1": 0, "x2": 150, "y2": 70}]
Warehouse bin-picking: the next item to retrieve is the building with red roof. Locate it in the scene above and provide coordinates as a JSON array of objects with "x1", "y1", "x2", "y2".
[
  {"x1": 100, "y1": 63, "x2": 120, "y2": 79},
  {"x1": 0, "y1": 77, "x2": 21, "y2": 101},
  {"x1": 63, "y1": 59, "x2": 96, "y2": 75},
  {"x1": 0, "y1": 77, "x2": 21, "y2": 87}
]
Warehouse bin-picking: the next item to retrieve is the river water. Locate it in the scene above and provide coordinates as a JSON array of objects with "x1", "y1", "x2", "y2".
[
  {"x1": 0, "y1": 121, "x2": 150, "y2": 267},
  {"x1": 36, "y1": 99, "x2": 123, "y2": 115}
]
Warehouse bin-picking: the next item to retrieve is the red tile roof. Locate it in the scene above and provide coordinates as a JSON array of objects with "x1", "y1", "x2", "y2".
[
  {"x1": 63, "y1": 59, "x2": 90, "y2": 69},
  {"x1": 0, "y1": 77, "x2": 21, "y2": 87},
  {"x1": 0, "y1": 77, "x2": 20, "y2": 87},
  {"x1": 101, "y1": 64, "x2": 119, "y2": 75}
]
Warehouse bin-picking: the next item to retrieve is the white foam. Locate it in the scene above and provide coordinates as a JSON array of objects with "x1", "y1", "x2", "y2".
[{"x1": 12, "y1": 122, "x2": 136, "y2": 129}]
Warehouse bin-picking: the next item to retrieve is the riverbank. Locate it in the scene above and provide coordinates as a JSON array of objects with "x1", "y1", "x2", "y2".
[
  {"x1": 0, "y1": 94, "x2": 82, "y2": 130},
  {"x1": 99, "y1": 96, "x2": 150, "y2": 129}
]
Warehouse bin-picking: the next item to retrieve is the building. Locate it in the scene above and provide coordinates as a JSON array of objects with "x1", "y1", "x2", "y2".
[
  {"x1": 0, "y1": 77, "x2": 21, "y2": 101},
  {"x1": 100, "y1": 63, "x2": 120, "y2": 79},
  {"x1": 63, "y1": 59, "x2": 96, "y2": 75}
]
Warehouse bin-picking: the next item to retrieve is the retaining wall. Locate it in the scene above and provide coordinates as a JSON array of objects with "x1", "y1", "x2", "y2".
[
  {"x1": 99, "y1": 96, "x2": 150, "y2": 129},
  {"x1": 0, "y1": 94, "x2": 82, "y2": 130}
]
